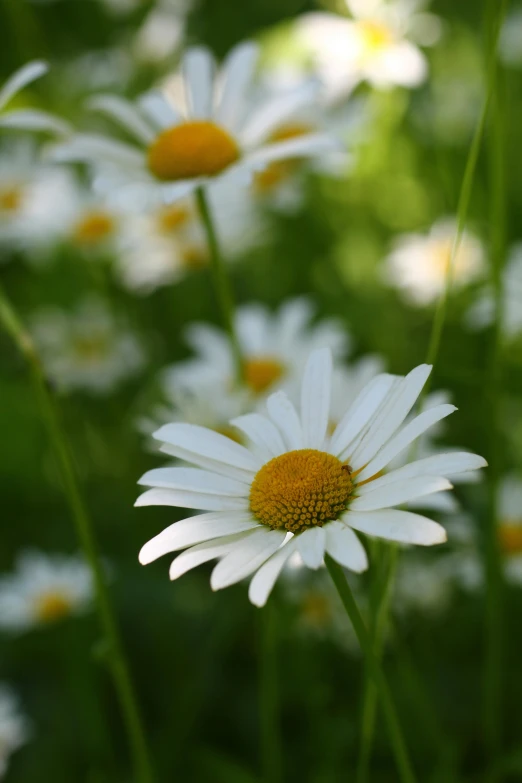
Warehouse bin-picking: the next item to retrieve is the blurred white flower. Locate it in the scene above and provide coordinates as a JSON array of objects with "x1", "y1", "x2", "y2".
[
  {"x1": 0, "y1": 60, "x2": 70, "y2": 135},
  {"x1": 499, "y1": 8, "x2": 522, "y2": 68},
  {"x1": 384, "y1": 217, "x2": 485, "y2": 305},
  {"x1": 61, "y1": 49, "x2": 134, "y2": 96},
  {"x1": 0, "y1": 140, "x2": 78, "y2": 261},
  {"x1": 49, "y1": 42, "x2": 338, "y2": 205},
  {"x1": 31, "y1": 297, "x2": 146, "y2": 395},
  {"x1": 169, "y1": 298, "x2": 350, "y2": 401},
  {"x1": 0, "y1": 686, "x2": 29, "y2": 777},
  {"x1": 393, "y1": 553, "x2": 455, "y2": 616},
  {"x1": 137, "y1": 350, "x2": 486, "y2": 606},
  {"x1": 133, "y1": 0, "x2": 195, "y2": 64},
  {"x1": 497, "y1": 476, "x2": 522, "y2": 585},
  {"x1": 466, "y1": 243, "x2": 522, "y2": 339},
  {"x1": 0, "y1": 551, "x2": 93, "y2": 632},
  {"x1": 297, "y1": 0, "x2": 439, "y2": 99}
]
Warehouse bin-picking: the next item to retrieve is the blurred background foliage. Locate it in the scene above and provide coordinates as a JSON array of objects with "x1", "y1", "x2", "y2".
[{"x1": 1, "y1": 0, "x2": 522, "y2": 781}]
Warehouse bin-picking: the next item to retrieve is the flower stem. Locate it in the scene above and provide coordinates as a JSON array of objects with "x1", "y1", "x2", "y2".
[
  {"x1": 196, "y1": 186, "x2": 243, "y2": 381},
  {"x1": 259, "y1": 600, "x2": 283, "y2": 783},
  {"x1": 325, "y1": 556, "x2": 416, "y2": 783},
  {"x1": 0, "y1": 283, "x2": 155, "y2": 783}
]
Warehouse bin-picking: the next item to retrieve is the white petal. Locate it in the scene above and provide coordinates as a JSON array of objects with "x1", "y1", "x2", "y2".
[
  {"x1": 48, "y1": 133, "x2": 144, "y2": 167},
  {"x1": 363, "y1": 452, "x2": 487, "y2": 488},
  {"x1": 325, "y1": 521, "x2": 368, "y2": 572},
  {"x1": 138, "y1": 91, "x2": 181, "y2": 129},
  {"x1": 159, "y1": 443, "x2": 253, "y2": 483},
  {"x1": 138, "y1": 467, "x2": 249, "y2": 495},
  {"x1": 297, "y1": 527, "x2": 326, "y2": 570},
  {"x1": 301, "y1": 348, "x2": 332, "y2": 450},
  {"x1": 266, "y1": 391, "x2": 304, "y2": 451},
  {"x1": 345, "y1": 509, "x2": 447, "y2": 546},
  {"x1": 408, "y1": 491, "x2": 459, "y2": 513},
  {"x1": 330, "y1": 373, "x2": 398, "y2": 458},
  {"x1": 135, "y1": 487, "x2": 248, "y2": 511},
  {"x1": 351, "y1": 476, "x2": 452, "y2": 511},
  {"x1": 87, "y1": 95, "x2": 155, "y2": 144},
  {"x1": 183, "y1": 46, "x2": 215, "y2": 119},
  {"x1": 216, "y1": 41, "x2": 259, "y2": 132},
  {"x1": 248, "y1": 538, "x2": 298, "y2": 607},
  {"x1": 210, "y1": 528, "x2": 286, "y2": 590},
  {"x1": 241, "y1": 81, "x2": 320, "y2": 146},
  {"x1": 0, "y1": 60, "x2": 48, "y2": 111},
  {"x1": 356, "y1": 404, "x2": 457, "y2": 482},
  {"x1": 245, "y1": 134, "x2": 339, "y2": 168},
  {"x1": 350, "y1": 365, "x2": 432, "y2": 470},
  {"x1": 139, "y1": 511, "x2": 259, "y2": 563},
  {"x1": 169, "y1": 532, "x2": 248, "y2": 579},
  {"x1": 154, "y1": 422, "x2": 261, "y2": 472},
  {"x1": 0, "y1": 109, "x2": 71, "y2": 135},
  {"x1": 230, "y1": 414, "x2": 286, "y2": 461}
]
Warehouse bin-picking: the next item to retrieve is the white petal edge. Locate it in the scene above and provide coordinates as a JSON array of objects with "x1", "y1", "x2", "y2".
[
  {"x1": 183, "y1": 46, "x2": 215, "y2": 119},
  {"x1": 135, "y1": 487, "x2": 248, "y2": 511},
  {"x1": 0, "y1": 109, "x2": 71, "y2": 135},
  {"x1": 359, "y1": 452, "x2": 487, "y2": 489},
  {"x1": 87, "y1": 95, "x2": 155, "y2": 144},
  {"x1": 351, "y1": 476, "x2": 452, "y2": 511},
  {"x1": 345, "y1": 509, "x2": 447, "y2": 546},
  {"x1": 169, "y1": 532, "x2": 250, "y2": 580},
  {"x1": 301, "y1": 347, "x2": 332, "y2": 450},
  {"x1": 297, "y1": 527, "x2": 326, "y2": 570},
  {"x1": 266, "y1": 391, "x2": 304, "y2": 451},
  {"x1": 325, "y1": 521, "x2": 368, "y2": 573},
  {"x1": 139, "y1": 511, "x2": 259, "y2": 564},
  {"x1": 248, "y1": 538, "x2": 298, "y2": 607},
  {"x1": 210, "y1": 528, "x2": 286, "y2": 590},
  {"x1": 154, "y1": 422, "x2": 261, "y2": 472},
  {"x1": 0, "y1": 60, "x2": 48, "y2": 111},
  {"x1": 216, "y1": 41, "x2": 259, "y2": 132},
  {"x1": 230, "y1": 413, "x2": 286, "y2": 461},
  {"x1": 138, "y1": 467, "x2": 249, "y2": 495}
]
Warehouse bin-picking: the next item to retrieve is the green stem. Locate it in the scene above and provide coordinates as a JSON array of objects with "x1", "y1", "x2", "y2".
[
  {"x1": 0, "y1": 284, "x2": 154, "y2": 783},
  {"x1": 325, "y1": 556, "x2": 416, "y2": 783},
  {"x1": 259, "y1": 600, "x2": 283, "y2": 783},
  {"x1": 483, "y1": 12, "x2": 507, "y2": 775},
  {"x1": 196, "y1": 186, "x2": 243, "y2": 381}
]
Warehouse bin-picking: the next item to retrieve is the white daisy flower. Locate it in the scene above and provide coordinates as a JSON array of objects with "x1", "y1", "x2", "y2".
[
  {"x1": 0, "y1": 686, "x2": 29, "y2": 778},
  {"x1": 48, "y1": 41, "x2": 338, "y2": 205},
  {"x1": 0, "y1": 551, "x2": 93, "y2": 632},
  {"x1": 0, "y1": 140, "x2": 78, "y2": 261},
  {"x1": 466, "y1": 243, "x2": 522, "y2": 339},
  {"x1": 384, "y1": 217, "x2": 485, "y2": 305},
  {"x1": 114, "y1": 176, "x2": 264, "y2": 294},
  {"x1": 136, "y1": 348, "x2": 486, "y2": 606},
  {"x1": 31, "y1": 297, "x2": 146, "y2": 395},
  {"x1": 0, "y1": 60, "x2": 70, "y2": 135},
  {"x1": 297, "y1": 0, "x2": 440, "y2": 99},
  {"x1": 166, "y1": 298, "x2": 350, "y2": 399},
  {"x1": 132, "y1": 0, "x2": 194, "y2": 65},
  {"x1": 393, "y1": 553, "x2": 455, "y2": 616}
]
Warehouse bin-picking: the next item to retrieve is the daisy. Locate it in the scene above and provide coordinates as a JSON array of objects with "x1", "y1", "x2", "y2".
[
  {"x1": 297, "y1": 0, "x2": 440, "y2": 99},
  {"x1": 384, "y1": 217, "x2": 485, "y2": 305},
  {"x1": 136, "y1": 348, "x2": 486, "y2": 606},
  {"x1": 48, "y1": 41, "x2": 338, "y2": 205},
  {"x1": 496, "y1": 476, "x2": 522, "y2": 586},
  {"x1": 0, "y1": 686, "x2": 29, "y2": 777},
  {"x1": 132, "y1": 0, "x2": 194, "y2": 65},
  {"x1": 0, "y1": 140, "x2": 78, "y2": 262},
  {"x1": 31, "y1": 297, "x2": 145, "y2": 395},
  {"x1": 0, "y1": 551, "x2": 93, "y2": 632},
  {"x1": 0, "y1": 60, "x2": 70, "y2": 135},
  {"x1": 166, "y1": 298, "x2": 350, "y2": 400},
  {"x1": 466, "y1": 243, "x2": 522, "y2": 339}
]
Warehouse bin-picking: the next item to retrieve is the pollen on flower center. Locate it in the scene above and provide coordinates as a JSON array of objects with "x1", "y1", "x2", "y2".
[
  {"x1": 250, "y1": 448, "x2": 353, "y2": 533},
  {"x1": 73, "y1": 211, "x2": 115, "y2": 245},
  {"x1": 0, "y1": 186, "x2": 23, "y2": 212},
  {"x1": 34, "y1": 592, "x2": 72, "y2": 623},
  {"x1": 244, "y1": 356, "x2": 285, "y2": 394},
  {"x1": 157, "y1": 204, "x2": 191, "y2": 234},
  {"x1": 498, "y1": 522, "x2": 522, "y2": 555},
  {"x1": 147, "y1": 121, "x2": 240, "y2": 182}
]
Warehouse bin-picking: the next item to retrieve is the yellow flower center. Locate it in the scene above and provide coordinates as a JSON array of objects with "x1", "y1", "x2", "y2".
[
  {"x1": 73, "y1": 336, "x2": 109, "y2": 360},
  {"x1": 301, "y1": 592, "x2": 332, "y2": 628},
  {"x1": 432, "y1": 241, "x2": 453, "y2": 275},
  {"x1": 156, "y1": 204, "x2": 191, "y2": 234},
  {"x1": 147, "y1": 121, "x2": 240, "y2": 182},
  {"x1": 250, "y1": 448, "x2": 353, "y2": 533},
  {"x1": 73, "y1": 211, "x2": 115, "y2": 246},
  {"x1": 34, "y1": 592, "x2": 72, "y2": 623},
  {"x1": 358, "y1": 20, "x2": 394, "y2": 55},
  {"x1": 498, "y1": 522, "x2": 522, "y2": 555},
  {"x1": 0, "y1": 186, "x2": 23, "y2": 212},
  {"x1": 254, "y1": 122, "x2": 315, "y2": 195},
  {"x1": 243, "y1": 356, "x2": 285, "y2": 394}
]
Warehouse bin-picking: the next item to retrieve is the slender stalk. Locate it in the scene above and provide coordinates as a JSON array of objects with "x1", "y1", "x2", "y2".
[
  {"x1": 483, "y1": 21, "x2": 507, "y2": 776},
  {"x1": 325, "y1": 556, "x2": 416, "y2": 783},
  {"x1": 0, "y1": 284, "x2": 154, "y2": 783},
  {"x1": 195, "y1": 186, "x2": 243, "y2": 380},
  {"x1": 259, "y1": 600, "x2": 283, "y2": 783}
]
